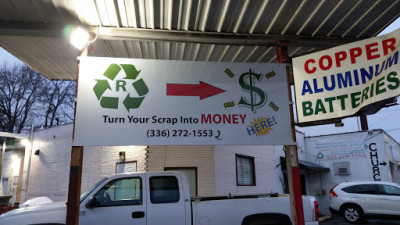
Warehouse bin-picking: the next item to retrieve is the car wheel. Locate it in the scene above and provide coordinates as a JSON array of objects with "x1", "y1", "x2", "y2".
[{"x1": 342, "y1": 204, "x2": 363, "y2": 224}]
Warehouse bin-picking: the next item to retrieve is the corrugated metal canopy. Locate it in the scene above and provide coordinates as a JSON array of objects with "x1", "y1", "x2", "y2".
[{"x1": 0, "y1": 0, "x2": 399, "y2": 80}]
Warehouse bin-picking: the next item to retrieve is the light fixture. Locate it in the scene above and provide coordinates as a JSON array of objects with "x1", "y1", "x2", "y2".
[
  {"x1": 20, "y1": 139, "x2": 29, "y2": 146},
  {"x1": 119, "y1": 151, "x2": 126, "y2": 161},
  {"x1": 11, "y1": 154, "x2": 19, "y2": 162},
  {"x1": 69, "y1": 27, "x2": 90, "y2": 51}
]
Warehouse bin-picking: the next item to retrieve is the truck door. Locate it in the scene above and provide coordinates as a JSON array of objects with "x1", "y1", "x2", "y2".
[
  {"x1": 80, "y1": 175, "x2": 146, "y2": 225},
  {"x1": 146, "y1": 175, "x2": 187, "y2": 225}
]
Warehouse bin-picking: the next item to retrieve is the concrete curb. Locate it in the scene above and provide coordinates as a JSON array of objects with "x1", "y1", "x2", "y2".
[{"x1": 318, "y1": 215, "x2": 331, "y2": 222}]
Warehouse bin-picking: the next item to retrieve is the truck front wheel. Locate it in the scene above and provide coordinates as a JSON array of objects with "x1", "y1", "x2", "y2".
[{"x1": 242, "y1": 213, "x2": 292, "y2": 225}]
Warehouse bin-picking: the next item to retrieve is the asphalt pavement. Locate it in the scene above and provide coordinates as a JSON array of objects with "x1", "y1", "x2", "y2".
[{"x1": 319, "y1": 215, "x2": 400, "y2": 225}]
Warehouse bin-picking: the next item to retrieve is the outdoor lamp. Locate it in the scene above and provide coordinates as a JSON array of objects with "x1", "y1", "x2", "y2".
[
  {"x1": 119, "y1": 151, "x2": 126, "y2": 161},
  {"x1": 20, "y1": 139, "x2": 29, "y2": 146},
  {"x1": 70, "y1": 27, "x2": 90, "y2": 50}
]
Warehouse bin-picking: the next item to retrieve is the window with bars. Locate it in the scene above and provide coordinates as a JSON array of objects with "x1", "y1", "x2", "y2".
[{"x1": 236, "y1": 154, "x2": 255, "y2": 186}]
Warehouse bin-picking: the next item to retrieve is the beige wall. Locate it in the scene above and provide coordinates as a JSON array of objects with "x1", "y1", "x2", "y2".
[{"x1": 146, "y1": 146, "x2": 215, "y2": 196}]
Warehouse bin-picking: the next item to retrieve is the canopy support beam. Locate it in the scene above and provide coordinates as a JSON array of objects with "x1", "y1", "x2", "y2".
[{"x1": 0, "y1": 22, "x2": 361, "y2": 49}]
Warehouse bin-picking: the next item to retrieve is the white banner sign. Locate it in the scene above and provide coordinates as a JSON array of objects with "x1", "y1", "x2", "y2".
[
  {"x1": 74, "y1": 57, "x2": 294, "y2": 146},
  {"x1": 293, "y1": 29, "x2": 400, "y2": 123}
]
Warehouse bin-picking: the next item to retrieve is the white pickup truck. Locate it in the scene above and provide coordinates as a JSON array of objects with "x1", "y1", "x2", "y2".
[{"x1": 0, "y1": 171, "x2": 319, "y2": 225}]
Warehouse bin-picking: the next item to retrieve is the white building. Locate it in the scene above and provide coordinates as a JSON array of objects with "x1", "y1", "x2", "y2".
[{"x1": 275, "y1": 129, "x2": 400, "y2": 215}]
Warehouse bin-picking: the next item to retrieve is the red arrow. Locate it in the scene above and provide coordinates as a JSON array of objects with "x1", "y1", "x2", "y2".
[{"x1": 166, "y1": 81, "x2": 225, "y2": 100}]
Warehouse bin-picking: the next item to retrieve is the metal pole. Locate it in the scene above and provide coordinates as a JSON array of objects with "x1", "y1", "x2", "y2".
[
  {"x1": 360, "y1": 115, "x2": 369, "y2": 131},
  {"x1": 0, "y1": 138, "x2": 6, "y2": 183},
  {"x1": 66, "y1": 146, "x2": 84, "y2": 225},
  {"x1": 66, "y1": 46, "x2": 87, "y2": 225},
  {"x1": 24, "y1": 125, "x2": 34, "y2": 202},
  {"x1": 278, "y1": 41, "x2": 305, "y2": 225}
]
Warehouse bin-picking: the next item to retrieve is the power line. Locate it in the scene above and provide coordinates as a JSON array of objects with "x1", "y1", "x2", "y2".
[
  {"x1": 369, "y1": 109, "x2": 400, "y2": 127},
  {"x1": 386, "y1": 128, "x2": 400, "y2": 132}
]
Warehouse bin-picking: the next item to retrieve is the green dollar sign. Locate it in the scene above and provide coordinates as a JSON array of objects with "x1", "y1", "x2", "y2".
[{"x1": 238, "y1": 69, "x2": 267, "y2": 112}]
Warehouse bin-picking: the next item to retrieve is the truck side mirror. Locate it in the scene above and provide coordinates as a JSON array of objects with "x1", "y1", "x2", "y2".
[{"x1": 86, "y1": 196, "x2": 99, "y2": 209}]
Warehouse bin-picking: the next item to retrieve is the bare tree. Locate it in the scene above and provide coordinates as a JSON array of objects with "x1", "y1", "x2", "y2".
[
  {"x1": 0, "y1": 64, "x2": 46, "y2": 133},
  {"x1": 42, "y1": 80, "x2": 75, "y2": 129},
  {"x1": 0, "y1": 63, "x2": 75, "y2": 133}
]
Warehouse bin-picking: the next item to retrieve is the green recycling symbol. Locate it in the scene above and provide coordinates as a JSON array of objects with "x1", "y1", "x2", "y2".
[{"x1": 93, "y1": 63, "x2": 149, "y2": 111}]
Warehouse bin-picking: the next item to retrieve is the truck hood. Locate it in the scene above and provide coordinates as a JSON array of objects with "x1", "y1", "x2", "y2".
[{"x1": 0, "y1": 201, "x2": 66, "y2": 219}]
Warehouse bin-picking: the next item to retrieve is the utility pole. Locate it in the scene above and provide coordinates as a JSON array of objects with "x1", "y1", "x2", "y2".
[
  {"x1": 277, "y1": 41, "x2": 305, "y2": 225},
  {"x1": 66, "y1": 46, "x2": 87, "y2": 225},
  {"x1": 360, "y1": 115, "x2": 369, "y2": 131}
]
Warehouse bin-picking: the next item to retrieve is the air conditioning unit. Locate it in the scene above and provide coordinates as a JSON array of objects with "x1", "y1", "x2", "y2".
[
  {"x1": 334, "y1": 162, "x2": 350, "y2": 175},
  {"x1": 337, "y1": 167, "x2": 350, "y2": 175}
]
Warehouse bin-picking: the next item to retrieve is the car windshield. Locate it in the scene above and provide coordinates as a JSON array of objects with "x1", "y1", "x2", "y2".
[{"x1": 80, "y1": 178, "x2": 108, "y2": 203}]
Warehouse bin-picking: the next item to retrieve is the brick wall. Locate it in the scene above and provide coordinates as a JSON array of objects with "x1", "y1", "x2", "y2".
[
  {"x1": 28, "y1": 124, "x2": 73, "y2": 202},
  {"x1": 25, "y1": 124, "x2": 283, "y2": 202},
  {"x1": 81, "y1": 145, "x2": 147, "y2": 194},
  {"x1": 27, "y1": 124, "x2": 147, "y2": 202}
]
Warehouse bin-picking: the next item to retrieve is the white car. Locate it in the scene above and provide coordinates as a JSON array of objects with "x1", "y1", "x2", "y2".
[{"x1": 329, "y1": 181, "x2": 400, "y2": 223}]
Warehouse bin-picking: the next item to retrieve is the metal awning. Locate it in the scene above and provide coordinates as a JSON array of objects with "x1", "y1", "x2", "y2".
[
  {"x1": 280, "y1": 157, "x2": 330, "y2": 173},
  {"x1": 298, "y1": 160, "x2": 330, "y2": 173},
  {"x1": 1, "y1": 0, "x2": 399, "y2": 80},
  {"x1": 0, "y1": 132, "x2": 28, "y2": 139},
  {"x1": 0, "y1": 132, "x2": 28, "y2": 150}
]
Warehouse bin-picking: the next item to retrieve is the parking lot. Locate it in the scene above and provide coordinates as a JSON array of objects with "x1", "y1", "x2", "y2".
[{"x1": 320, "y1": 215, "x2": 400, "y2": 225}]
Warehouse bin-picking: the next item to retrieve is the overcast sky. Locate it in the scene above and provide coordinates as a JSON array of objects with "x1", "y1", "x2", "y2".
[{"x1": 1, "y1": 19, "x2": 400, "y2": 143}]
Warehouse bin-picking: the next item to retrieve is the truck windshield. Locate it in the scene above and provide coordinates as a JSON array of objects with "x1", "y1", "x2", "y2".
[{"x1": 80, "y1": 178, "x2": 108, "y2": 203}]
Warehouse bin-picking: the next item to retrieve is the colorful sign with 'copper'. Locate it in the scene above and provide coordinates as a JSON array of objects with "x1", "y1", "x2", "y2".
[{"x1": 293, "y1": 29, "x2": 400, "y2": 123}]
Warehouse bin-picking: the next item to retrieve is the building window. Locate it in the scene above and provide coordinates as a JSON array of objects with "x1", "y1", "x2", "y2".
[
  {"x1": 236, "y1": 154, "x2": 255, "y2": 186},
  {"x1": 116, "y1": 161, "x2": 137, "y2": 174}
]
